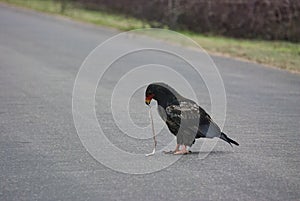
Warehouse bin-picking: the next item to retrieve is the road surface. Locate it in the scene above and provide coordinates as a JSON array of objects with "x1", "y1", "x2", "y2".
[{"x1": 1, "y1": 4, "x2": 300, "y2": 201}]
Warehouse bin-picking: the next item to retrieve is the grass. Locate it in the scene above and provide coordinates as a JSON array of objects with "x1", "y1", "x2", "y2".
[
  {"x1": 187, "y1": 33, "x2": 300, "y2": 72},
  {"x1": 1, "y1": 0, "x2": 300, "y2": 72},
  {"x1": 1, "y1": 0, "x2": 149, "y2": 30}
]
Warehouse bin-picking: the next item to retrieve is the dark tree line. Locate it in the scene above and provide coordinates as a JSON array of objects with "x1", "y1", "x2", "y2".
[{"x1": 59, "y1": 0, "x2": 300, "y2": 42}]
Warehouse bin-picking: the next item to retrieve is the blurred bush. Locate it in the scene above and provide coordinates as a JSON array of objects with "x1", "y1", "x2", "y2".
[{"x1": 68, "y1": 0, "x2": 300, "y2": 42}]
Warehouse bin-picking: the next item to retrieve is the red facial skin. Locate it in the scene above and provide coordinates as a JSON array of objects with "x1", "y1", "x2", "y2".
[{"x1": 145, "y1": 94, "x2": 155, "y2": 105}]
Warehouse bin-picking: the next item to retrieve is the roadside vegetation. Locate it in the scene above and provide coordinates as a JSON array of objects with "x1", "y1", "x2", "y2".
[{"x1": 1, "y1": 0, "x2": 299, "y2": 72}]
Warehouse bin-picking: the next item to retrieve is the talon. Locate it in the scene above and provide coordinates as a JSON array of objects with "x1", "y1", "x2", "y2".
[
  {"x1": 163, "y1": 150, "x2": 176, "y2": 154},
  {"x1": 164, "y1": 144, "x2": 180, "y2": 154},
  {"x1": 174, "y1": 150, "x2": 189, "y2": 155}
]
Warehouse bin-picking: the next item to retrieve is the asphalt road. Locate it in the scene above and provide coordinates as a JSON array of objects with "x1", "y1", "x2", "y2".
[{"x1": 1, "y1": 4, "x2": 300, "y2": 201}]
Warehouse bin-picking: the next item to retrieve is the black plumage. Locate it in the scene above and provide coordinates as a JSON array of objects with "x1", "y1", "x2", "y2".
[{"x1": 145, "y1": 83, "x2": 238, "y2": 154}]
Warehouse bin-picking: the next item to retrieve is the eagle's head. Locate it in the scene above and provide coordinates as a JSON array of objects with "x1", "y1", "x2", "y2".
[{"x1": 145, "y1": 83, "x2": 180, "y2": 106}]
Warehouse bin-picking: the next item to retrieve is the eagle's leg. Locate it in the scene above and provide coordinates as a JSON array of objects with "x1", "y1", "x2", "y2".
[
  {"x1": 174, "y1": 144, "x2": 180, "y2": 153},
  {"x1": 163, "y1": 144, "x2": 180, "y2": 154},
  {"x1": 174, "y1": 145, "x2": 189, "y2": 155}
]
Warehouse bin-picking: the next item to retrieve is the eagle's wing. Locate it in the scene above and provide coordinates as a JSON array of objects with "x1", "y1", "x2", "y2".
[
  {"x1": 166, "y1": 101, "x2": 203, "y2": 146},
  {"x1": 166, "y1": 101, "x2": 200, "y2": 119}
]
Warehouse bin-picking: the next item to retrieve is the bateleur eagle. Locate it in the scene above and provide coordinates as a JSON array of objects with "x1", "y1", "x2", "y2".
[{"x1": 145, "y1": 82, "x2": 239, "y2": 155}]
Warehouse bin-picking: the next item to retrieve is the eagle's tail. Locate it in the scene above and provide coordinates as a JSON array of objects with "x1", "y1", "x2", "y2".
[{"x1": 220, "y1": 132, "x2": 239, "y2": 147}]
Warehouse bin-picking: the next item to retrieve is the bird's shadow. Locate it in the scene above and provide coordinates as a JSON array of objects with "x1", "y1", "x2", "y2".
[
  {"x1": 189, "y1": 150, "x2": 232, "y2": 155},
  {"x1": 161, "y1": 150, "x2": 233, "y2": 156}
]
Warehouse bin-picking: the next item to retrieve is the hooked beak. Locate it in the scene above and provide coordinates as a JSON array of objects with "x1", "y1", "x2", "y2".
[{"x1": 145, "y1": 94, "x2": 154, "y2": 105}]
